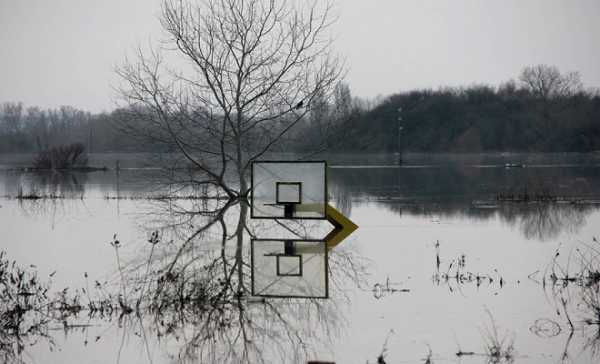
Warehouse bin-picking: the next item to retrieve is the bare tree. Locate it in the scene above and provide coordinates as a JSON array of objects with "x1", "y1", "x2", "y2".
[
  {"x1": 518, "y1": 64, "x2": 583, "y2": 100},
  {"x1": 115, "y1": 1, "x2": 344, "y2": 317},
  {"x1": 116, "y1": 0, "x2": 343, "y2": 198},
  {"x1": 0, "y1": 102, "x2": 23, "y2": 135}
]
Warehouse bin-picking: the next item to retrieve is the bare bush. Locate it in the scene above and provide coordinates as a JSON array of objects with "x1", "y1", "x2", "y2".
[{"x1": 33, "y1": 143, "x2": 88, "y2": 170}]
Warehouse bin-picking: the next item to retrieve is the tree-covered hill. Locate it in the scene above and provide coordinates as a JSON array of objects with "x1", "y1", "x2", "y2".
[{"x1": 339, "y1": 65, "x2": 600, "y2": 152}]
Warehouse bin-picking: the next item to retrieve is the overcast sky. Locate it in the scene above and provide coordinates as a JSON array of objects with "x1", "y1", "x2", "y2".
[{"x1": 1, "y1": 0, "x2": 599, "y2": 112}]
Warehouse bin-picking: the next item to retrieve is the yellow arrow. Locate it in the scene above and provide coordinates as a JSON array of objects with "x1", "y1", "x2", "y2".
[{"x1": 324, "y1": 203, "x2": 358, "y2": 249}]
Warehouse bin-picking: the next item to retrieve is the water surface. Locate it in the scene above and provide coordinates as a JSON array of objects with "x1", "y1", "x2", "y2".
[{"x1": 1, "y1": 153, "x2": 600, "y2": 363}]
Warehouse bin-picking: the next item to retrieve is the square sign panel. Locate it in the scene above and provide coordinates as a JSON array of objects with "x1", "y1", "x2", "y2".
[
  {"x1": 251, "y1": 161, "x2": 327, "y2": 219},
  {"x1": 276, "y1": 182, "x2": 302, "y2": 204},
  {"x1": 251, "y1": 239, "x2": 328, "y2": 298}
]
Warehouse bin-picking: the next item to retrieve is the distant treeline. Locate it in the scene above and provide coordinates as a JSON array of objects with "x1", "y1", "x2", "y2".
[
  {"x1": 0, "y1": 104, "x2": 141, "y2": 153},
  {"x1": 337, "y1": 65, "x2": 600, "y2": 152},
  {"x1": 2, "y1": 65, "x2": 599, "y2": 153}
]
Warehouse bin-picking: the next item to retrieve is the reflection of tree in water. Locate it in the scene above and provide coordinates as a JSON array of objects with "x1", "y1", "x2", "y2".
[
  {"x1": 331, "y1": 182, "x2": 353, "y2": 218},
  {"x1": 33, "y1": 171, "x2": 86, "y2": 198},
  {"x1": 378, "y1": 200, "x2": 590, "y2": 241},
  {"x1": 9, "y1": 170, "x2": 87, "y2": 198},
  {"x1": 502, "y1": 203, "x2": 588, "y2": 241},
  {"x1": 126, "y1": 197, "x2": 366, "y2": 362},
  {"x1": 329, "y1": 165, "x2": 599, "y2": 241},
  {"x1": 1, "y1": 195, "x2": 367, "y2": 363},
  {"x1": 9, "y1": 172, "x2": 90, "y2": 225}
]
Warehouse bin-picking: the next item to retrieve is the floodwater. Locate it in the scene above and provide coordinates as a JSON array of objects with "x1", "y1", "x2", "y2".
[{"x1": 2, "y1": 152, "x2": 600, "y2": 363}]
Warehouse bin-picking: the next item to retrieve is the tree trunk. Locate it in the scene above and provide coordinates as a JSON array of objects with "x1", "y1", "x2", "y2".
[{"x1": 235, "y1": 199, "x2": 248, "y2": 296}]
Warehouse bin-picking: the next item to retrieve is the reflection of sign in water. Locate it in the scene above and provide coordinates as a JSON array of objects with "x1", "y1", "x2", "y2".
[
  {"x1": 372, "y1": 277, "x2": 410, "y2": 299},
  {"x1": 251, "y1": 239, "x2": 328, "y2": 298},
  {"x1": 250, "y1": 161, "x2": 358, "y2": 298}
]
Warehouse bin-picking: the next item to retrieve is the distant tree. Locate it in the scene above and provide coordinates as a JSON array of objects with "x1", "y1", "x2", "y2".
[
  {"x1": 518, "y1": 64, "x2": 583, "y2": 100},
  {"x1": 0, "y1": 102, "x2": 23, "y2": 135},
  {"x1": 294, "y1": 82, "x2": 367, "y2": 152},
  {"x1": 328, "y1": 82, "x2": 368, "y2": 150},
  {"x1": 333, "y1": 82, "x2": 352, "y2": 119},
  {"x1": 21, "y1": 107, "x2": 47, "y2": 151},
  {"x1": 498, "y1": 80, "x2": 518, "y2": 95},
  {"x1": 310, "y1": 89, "x2": 330, "y2": 130},
  {"x1": 518, "y1": 64, "x2": 584, "y2": 136}
]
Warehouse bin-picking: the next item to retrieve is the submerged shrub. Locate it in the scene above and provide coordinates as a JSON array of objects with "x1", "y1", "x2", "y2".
[{"x1": 33, "y1": 143, "x2": 88, "y2": 170}]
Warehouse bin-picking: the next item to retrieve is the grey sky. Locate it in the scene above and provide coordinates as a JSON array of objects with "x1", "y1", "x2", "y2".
[{"x1": 1, "y1": 0, "x2": 599, "y2": 112}]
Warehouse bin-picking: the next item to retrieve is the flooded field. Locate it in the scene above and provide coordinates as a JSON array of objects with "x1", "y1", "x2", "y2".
[{"x1": 2, "y1": 153, "x2": 600, "y2": 363}]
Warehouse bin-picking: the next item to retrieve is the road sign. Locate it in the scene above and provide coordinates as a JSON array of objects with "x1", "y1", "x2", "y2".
[
  {"x1": 251, "y1": 161, "x2": 327, "y2": 219},
  {"x1": 249, "y1": 160, "x2": 357, "y2": 298},
  {"x1": 324, "y1": 204, "x2": 358, "y2": 249}
]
